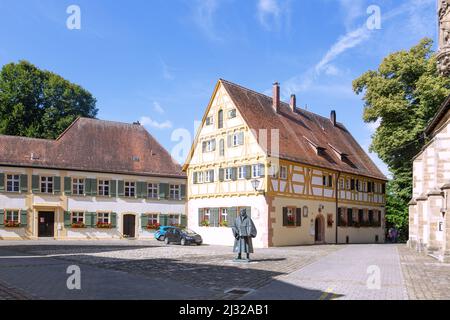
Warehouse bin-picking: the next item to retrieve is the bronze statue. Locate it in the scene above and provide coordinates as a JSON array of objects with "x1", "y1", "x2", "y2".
[{"x1": 232, "y1": 208, "x2": 257, "y2": 261}]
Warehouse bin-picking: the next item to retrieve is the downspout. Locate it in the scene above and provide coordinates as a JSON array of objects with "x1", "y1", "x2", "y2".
[{"x1": 335, "y1": 172, "x2": 341, "y2": 244}]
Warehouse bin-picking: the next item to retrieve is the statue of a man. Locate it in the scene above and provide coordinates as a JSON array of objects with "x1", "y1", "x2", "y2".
[
  {"x1": 440, "y1": 0, "x2": 450, "y2": 47},
  {"x1": 232, "y1": 208, "x2": 257, "y2": 261}
]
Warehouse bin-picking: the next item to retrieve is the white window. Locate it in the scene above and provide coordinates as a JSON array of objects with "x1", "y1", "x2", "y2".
[
  {"x1": 97, "y1": 212, "x2": 110, "y2": 224},
  {"x1": 125, "y1": 182, "x2": 136, "y2": 197},
  {"x1": 204, "y1": 139, "x2": 216, "y2": 152},
  {"x1": 252, "y1": 164, "x2": 263, "y2": 178},
  {"x1": 6, "y1": 174, "x2": 20, "y2": 192},
  {"x1": 169, "y1": 214, "x2": 180, "y2": 226},
  {"x1": 98, "y1": 180, "x2": 110, "y2": 196},
  {"x1": 280, "y1": 166, "x2": 288, "y2": 180},
  {"x1": 238, "y1": 167, "x2": 245, "y2": 180},
  {"x1": 225, "y1": 168, "x2": 233, "y2": 181},
  {"x1": 148, "y1": 183, "x2": 159, "y2": 198},
  {"x1": 5, "y1": 210, "x2": 19, "y2": 223},
  {"x1": 169, "y1": 184, "x2": 180, "y2": 200},
  {"x1": 206, "y1": 116, "x2": 214, "y2": 126},
  {"x1": 72, "y1": 178, "x2": 85, "y2": 195},
  {"x1": 148, "y1": 214, "x2": 159, "y2": 226},
  {"x1": 197, "y1": 172, "x2": 204, "y2": 184},
  {"x1": 220, "y1": 208, "x2": 228, "y2": 224},
  {"x1": 40, "y1": 176, "x2": 53, "y2": 193},
  {"x1": 71, "y1": 212, "x2": 84, "y2": 224},
  {"x1": 205, "y1": 170, "x2": 214, "y2": 183},
  {"x1": 228, "y1": 109, "x2": 237, "y2": 119}
]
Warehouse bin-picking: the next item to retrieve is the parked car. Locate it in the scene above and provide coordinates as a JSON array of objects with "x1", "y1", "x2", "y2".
[
  {"x1": 154, "y1": 226, "x2": 176, "y2": 241},
  {"x1": 164, "y1": 228, "x2": 203, "y2": 246}
]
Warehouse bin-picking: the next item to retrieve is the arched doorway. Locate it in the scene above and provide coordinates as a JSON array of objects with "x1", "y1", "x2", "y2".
[
  {"x1": 315, "y1": 215, "x2": 325, "y2": 243},
  {"x1": 123, "y1": 214, "x2": 136, "y2": 238}
]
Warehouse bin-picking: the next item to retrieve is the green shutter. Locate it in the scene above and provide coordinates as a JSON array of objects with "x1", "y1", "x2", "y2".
[
  {"x1": 140, "y1": 214, "x2": 148, "y2": 229},
  {"x1": 85, "y1": 179, "x2": 92, "y2": 196},
  {"x1": 296, "y1": 208, "x2": 302, "y2": 227},
  {"x1": 20, "y1": 210, "x2": 28, "y2": 227},
  {"x1": 0, "y1": 173, "x2": 4, "y2": 192},
  {"x1": 180, "y1": 185, "x2": 186, "y2": 200},
  {"x1": 111, "y1": 213, "x2": 117, "y2": 228},
  {"x1": 245, "y1": 166, "x2": 252, "y2": 180},
  {"x1": 198, "y1": 209, "x2": 203, "y2": 227},
  {"x1": 180, "y1": 215, "x2": 187, "y2": 228},
  {"x1": 84, "y1": 212, "x2": 91, "y2": 227},
  {"x1": 136, "y1": 182, "x2": 143, "y2": 198},
  {"x1": 160, "y1": 214, "x2": 168, "y2": 226},
  {"x1": 159, "y1": 183, "x2": 169, "y2": 200},
  {"x1": 54, "y1": 177, "x2": 61, "y2": 194},
  {"x1": 110, "y1": 180, "x2": 117, "y2": 197},
  {"x1": 20, "y1": 175, "x2": 28, "y2": 193},
  {"x1": 193, "y1": 172, "x2": 198, "y2": 184},
  {"x1": 0, "y1": 209, "x2": 4, "y2": 226},
  {"x1": 211, "y1": 208, "x2": 219, "y2": 227},
  {"x1": 228, "y1": 207, "x2": 237, "y2": 228},
  {"x1": 219, "y1": 169, "x2": 224, "y2": 182},
  {"x1": 118, "y1": 180, "x2": 125, "y2": 197},
  {"x1": 32, "y1": 175, "x2": 40, "y2": 193},
  {"x1": 91, "y1": 179, "x2": 97, "y2": 196},
  {"x1": 64, "y1": 177, "x2": 72, "y2": 195},
  {"x1": 92, "y1": 213, "x2": 98, "y2": 227},
  {"x1": 231, "y1": 168, "x2": 237, "y2": 181},
  {"x1": 64, "y1": 211, "x2": 72, "y2": 228}
]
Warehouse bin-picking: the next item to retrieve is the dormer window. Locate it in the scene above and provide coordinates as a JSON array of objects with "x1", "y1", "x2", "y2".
[
  {"x1": 228, "y1": 109, "x2": 237, "y2": 119},
  {"x1": 328, "y1": 144, "x2": 349, "y2": 161},
  {"x1": 218, "y1": 110, "x2": 224, "y2": 129},
  {"x1": 304, "y1": 136, "x2": 326, "y2": 156}
]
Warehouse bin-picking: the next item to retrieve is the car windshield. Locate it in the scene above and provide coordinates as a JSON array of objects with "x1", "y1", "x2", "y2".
[{"x1": 182, "y1": 229, "x2": 197, "y2": 236}]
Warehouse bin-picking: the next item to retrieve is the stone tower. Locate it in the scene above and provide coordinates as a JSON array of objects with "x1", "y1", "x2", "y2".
[{"x1": 437, "y1": 0, "x2": 450, "y2": 76}]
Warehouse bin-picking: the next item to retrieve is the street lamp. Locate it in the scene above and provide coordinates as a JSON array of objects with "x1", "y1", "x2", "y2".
[{"x1": 251, "y1": 179, "x2": 261, "y2": 192}]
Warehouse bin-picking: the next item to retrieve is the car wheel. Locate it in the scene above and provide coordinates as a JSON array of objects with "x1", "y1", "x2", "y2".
[
  {"x1": 181, "y1": 238, "x2": 186, "y2": 246},
  {"x1": 164, "y1": 237, "x2": 170, "y2": 245},
  {"x1": 158, "y1": 236, "x2": 164, "y2": 241},
  {"x1": 196, "y1": 243, "x2": 202, "y2": 246}
]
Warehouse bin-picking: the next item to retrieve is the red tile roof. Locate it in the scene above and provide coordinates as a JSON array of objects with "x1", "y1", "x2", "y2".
[
  {"x1": 0, "y1": 118, "x2": 185, "y2": 178},
  {"x1": 220, "y1": 79, "x2": 386, "y2": 181}
]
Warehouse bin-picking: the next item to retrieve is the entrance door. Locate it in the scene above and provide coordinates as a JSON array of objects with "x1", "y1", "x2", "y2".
[
  {"x1": 123, "y1": 215, "x2": 136, "y2": 238},
  {"x1": 315, "y1": 217, "x2": 323, "y2": 243},
  {"x1": 38, "y1": 212, "x2": 55, "y2": 238}
]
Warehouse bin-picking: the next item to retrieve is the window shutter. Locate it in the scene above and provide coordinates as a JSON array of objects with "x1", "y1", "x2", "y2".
[
  {"x1": 20, "y1": 210, "x2": 28, "y2": 227},
  {"x1": 211, "y1": 208, "x2": 220, "y2": 227},
  {"x1": 180, "y1": 185, "x2": 186, "y2": 200},
  {"x1": 159, "y1": 183, "x2": 169, "y2": 200},
  {"x1": 282, "y1": 207, "x2": 288, "y2": 227},
  {"x1": 110, "y1": 180, "x2": 117, "y2": 197},
  {"x1": 219, "y1": 169, "x2": 224, "y2": 182},
  {"x1": 211, "y1": 139, "x2": 216, "y2": 151},
  {"x1": 53, "y1": 177, "x2": 61, "y2": 194},
  {"x1": 136, "y1": 182, "x2": 143, "y2": 198},
  {"x1": 85, "y1": 178, "x2": 91, "y2": 196},
  {"x1": 118, "y1": 180, "x2": 125, "y2": 197},
  {"x1": 64, "y1": 211, "x2": 72, "y2": 228},
  {"x1": 0, "y1": 209, "x2": 4, "y2": 226},
  {"x1": 159, "y1": 214, "x2": 168, "y2": 226},
  {"x1": 245, "y1": 166, "x2": 252, "y2": 180},
  {"x1": 180, "y1": 215, "x2": 187, "y2": 228},
  {"x1": 202, "y1": 141, "x2": 207, "y2": 152},
  {"x1": 0, "y1": 173, "x2": 4, "y2": 192},
  {"x1": 259, "y1": 164, "x2": 265, "y2": 177},
  {"x1": 227, "y1": 135, "x2": 232, "y2": 147},
  {"x1": 111, "y1": 213, "x2": 117, "y2": 228},
  {"x1": 228, "y1": 207, "x2": 237, "y2": 228},
  {"x1": 210, "y1": 170, "x2": 215, "y2": 182},
  {"x1": 193, "y1": 172, "x2": 198, "y2": 184},
  {"x1": 90, "y1": 179, "x2": 97, "y2": 196},
  {"x1": 219, "y1": 139, "x2": 225, "y2": 156},
  {"x1": 32, "y1": 175, "x2": 40, "y2": 193},
  {"x1": 296, "y1": 208, "x2": 302, "y2": 227},
  {"x1": 231, "y1": 168, "x2": 237, "y2": 181},
  {"x1": 198, "y1": 209, "x2": 203, "y2": 227},
  {"x1": 20, "y1": 175, "x2": 28, "y2": 193},
  {"x1": 64, "y1": 177, "x2": 72, "y2": 195},
  {"x1": 140, "y1": 214, "x2": 148, "y2": 229},
  {"x1": 238, "y1": 132, "x2": 244, "y2": 145},
  {"x1": 93, "y1": 213, "x2": 98, "y2": 227}
]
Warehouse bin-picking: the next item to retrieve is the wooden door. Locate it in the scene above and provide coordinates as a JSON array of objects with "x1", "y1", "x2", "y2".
[
  {"x1": 123, "y1": 215, "x2": 135, "y2": 238},
  {"x1": 38, "y1": 212, "x2": 55, "y2": 237}
]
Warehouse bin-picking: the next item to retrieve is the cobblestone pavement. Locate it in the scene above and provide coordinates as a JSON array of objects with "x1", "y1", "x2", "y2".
[
  {"x1": 246, "y1": 244, "x2": 408, "y2": 300},
  {"x1": 398, "y1": 245, "x2": 450, "y2": 300},
  {"x1": 0, "y1": 240, "x2": 340, "y2": 300}
]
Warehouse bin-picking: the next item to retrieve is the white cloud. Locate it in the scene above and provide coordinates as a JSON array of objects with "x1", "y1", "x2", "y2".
[
  {"x1": 153, "y1": 101, "x2": 165, "y2": 114},
  {"x1": 140, "y1": 116, "x2": 173, "y2": 130},
  {"x1": 192, "y1": 0, "x2": 222, "y2": 42},
  {"x1": 257, "y1": 0, "x2": 290, "y2": 31}
]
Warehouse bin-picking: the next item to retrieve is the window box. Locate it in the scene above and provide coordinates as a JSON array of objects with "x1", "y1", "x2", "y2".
[
  {"x1": 146, "y1": 222, "x2": 160, "y2": 230},
  {"x1": 201, "y1": 220, "x2": 210, "y2": 227},
  {"x1": 220, "y1": 220, "x2": 229, "y2": 227},
  {"x1": 71, "y1": 222, "x2": 86, "y2": 229},
  {"x1": 4, "y1": 221, "x2": 21, "y2": 228},
  {"x1": 96, "y1": 222, "x2": 113, "y2": 229}
]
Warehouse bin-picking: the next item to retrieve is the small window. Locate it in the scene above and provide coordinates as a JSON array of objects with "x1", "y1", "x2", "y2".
[
  {"x1": 148, "y1": 183, "x2": 159, "y2": 199},
  {"x1": 218, "y1": 110, "x2": 224, "y2": 129},
  {"x1": 98, "y1": 180, "x2": 110, "y2": 197},
  {"x1": 169, "y1": 214, "x2": 180, "y2": 226},
  {"x1": 203, "y1": 139, "x2": 216, "y2": 153},
  {"x1": 230, "y1": 132, "x2": 244, "y2": 147},
  {"x1": 205, "y1": 170, "x2": 214, "y2": 183},
  {"x1": 6, "y1": 174, "x2": 20, "y2": 192},
  {"x1": 40, "y1": 176, "x2": 53, "y2": 193},
  {"x1": 197, "y1": 172, "x2": 204, "y2": 184},
  {"x1": 339, "y1": 178, "x2": 345, "y2": 190},
  {"x1": 97, "y1": 212, "x2": 110, "y2": 224},
  {"x1": 148, "y1": 214, "x2": 159, "y2": 226},
  {"x1": 73, "y1": 178, "x2": 85, "y2": 196},
  {"x1": 169, "y1": 185, "x2": 180, "y2": 200},
  {"x1": 201, "y1": 209, "x2": 211, "y2": 226},
  {"x1": 206, "y1": 116, "x2": 214, "y2": 126},
  {"x1": 280, "y1": 166, "x2": 288, "y2": 180},
  {"x1": 224, "y1": 168, "x2": 233, "y2": 181},
  {"x1": 323, "y1": 174, "x2": 333, "y2": 188},
  {"x1": 5, "y1": 210, "x2": 20, "y2": 223},
  {"x1": 286, "y1": 208, "x2": 295, "y2": 226},
  {"x1": 125, "y1": 182, "x2": 136, "y2": 197},
  {"x1": 252, "y1": 164, "x2": 262, "y2": 178},
  {"x1": 238, "y1": 167, "x2": 246, "y2": 180},
  {"x1": 228, "y1": 109, "x2": 237, "y2": 119},
  {"x1": 71, "y1": 212, "x2": 84, "y2": 224}
]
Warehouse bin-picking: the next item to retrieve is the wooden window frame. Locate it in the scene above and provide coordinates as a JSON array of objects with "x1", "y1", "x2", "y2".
[
  {"x1": 6, "y1": 174, "x2": 20, "y2": 193},
  {"x1": 40, "y1": 176, "x2": 54, "y2": 194},
  {"x1": 97, "y1": 212, "x2": 111, "y2": 224},
  {"x1": 71, "y1": 212, "x2": 85, "y2": 224},
  {"x1": 98, "y1": 180, "x2": 110, "y2": 197},
  {"x1": 72, "y1": 178, "x2": 85, "y2": 196},
  {"x1": 169, "y1": 184, "x2": 181, "y2": 200},
  {"x1": 148, "y1": 183, "x2": 159, "y2": 199},
  {"x1": 124, "y1": 181, "x2": 136, "y2": 197},
  {"x1": 224, "y1": 168, "x2": 233, "y2": 181},
  {"x1": 5, "y1": 210, "x2": 20, "y2": 223}
]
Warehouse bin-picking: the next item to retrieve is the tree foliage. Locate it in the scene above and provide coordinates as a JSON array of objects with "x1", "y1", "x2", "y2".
[
  {"x1": 0, "y1": 60, "x2": 98, "y2": 139},
  {"x1": 353, "y1": 38, "x2": 450, "y2": 238}
]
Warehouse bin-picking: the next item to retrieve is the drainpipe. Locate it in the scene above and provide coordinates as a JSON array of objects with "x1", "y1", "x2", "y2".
[{"x1": 335, "y1": 172, "x2": 341, "y2": 244}]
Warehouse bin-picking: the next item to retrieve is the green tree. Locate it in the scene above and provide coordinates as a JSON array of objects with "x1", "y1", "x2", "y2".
[
  {"x1": 0, "y1": 60, "x2": 97, "y2": 139},
  {"x1": 353, "y1": 38, "x2": 450, "y2": 239}
]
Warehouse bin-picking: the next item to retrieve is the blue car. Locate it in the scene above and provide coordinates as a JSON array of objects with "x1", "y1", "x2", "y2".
[{"x1": 154, "y1": 226, "x2": 176, "y2": 241}]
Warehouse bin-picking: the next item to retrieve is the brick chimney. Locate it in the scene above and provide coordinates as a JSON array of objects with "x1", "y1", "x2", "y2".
[
  {"x1": 273, "y1": 82, "x2": 280, "y2": 113},
  {"x1": 290, "y1": 94, "x2": 296, "y2": 112},
  {"x1": 330, "y1": 110, "x2": 337, "y2": 126}
]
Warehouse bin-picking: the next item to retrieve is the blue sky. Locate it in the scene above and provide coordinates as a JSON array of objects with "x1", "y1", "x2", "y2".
[{"x1": 0, "y1": 0, "x2": 437, "y2": 175}]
